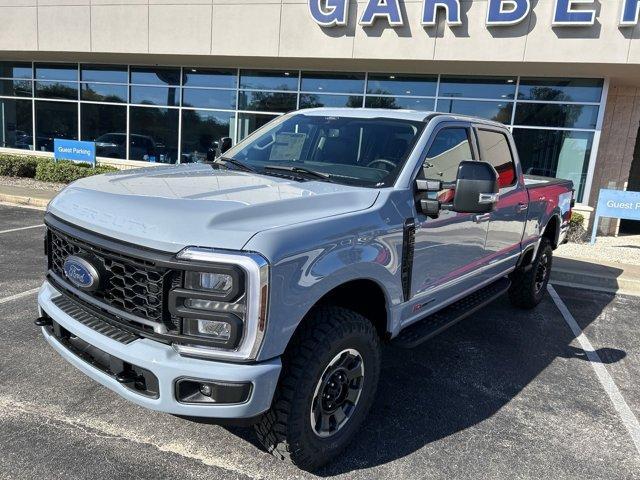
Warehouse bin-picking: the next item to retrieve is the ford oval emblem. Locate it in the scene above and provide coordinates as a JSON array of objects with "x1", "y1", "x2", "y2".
[{"x1": 63, "y1": 255, "x2": 100, "y2": 291}]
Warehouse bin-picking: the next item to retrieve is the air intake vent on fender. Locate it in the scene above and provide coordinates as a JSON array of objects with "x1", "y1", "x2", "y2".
[{"x1": 401, "y1": 218, "x2": 416, "y2": 302}]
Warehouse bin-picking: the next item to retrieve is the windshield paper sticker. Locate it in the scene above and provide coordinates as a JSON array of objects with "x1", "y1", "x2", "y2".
[{"x1": 269, "y1": 133, "x2": 307, "y2": 162}]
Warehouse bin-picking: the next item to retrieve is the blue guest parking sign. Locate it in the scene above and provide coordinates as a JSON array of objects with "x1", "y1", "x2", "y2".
[
  {"x1": 53, "y1": 139, "x2": 96, "y2": 166},
  {"x1": 590, "y1": 189, "x2": 640, "y2": 244}
]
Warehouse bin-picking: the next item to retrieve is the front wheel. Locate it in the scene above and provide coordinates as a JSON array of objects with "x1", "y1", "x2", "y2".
[
  {"x1": 509, "y1": 238, "x2": 553, "y2": 309},
  {"x1": 255, "y1": 306, "x2": 381, "y2": 471}
]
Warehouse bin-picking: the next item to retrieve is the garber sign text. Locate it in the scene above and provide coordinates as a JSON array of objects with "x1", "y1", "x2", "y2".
[{"x1": 309, "y1": 0, "x2": 640, "y2": 28}]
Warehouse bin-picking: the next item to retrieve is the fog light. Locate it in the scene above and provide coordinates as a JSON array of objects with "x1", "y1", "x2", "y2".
[
  {"x1": 175, "y1": 378, "x2": 252, "y2": 404},
  {"x1": 196, "y1": 319, "x2": 231, "y2": 340}
]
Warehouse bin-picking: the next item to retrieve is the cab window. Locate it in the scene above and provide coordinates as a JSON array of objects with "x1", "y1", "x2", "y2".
[
  {"x1": 476, "y1": 129, "x2": 517, "y2": 188},
  {"x1": 421, "y1": 127, "x2": 473, "y2": 182},
  {"x1": 419, "y1": 127, "x2": 473, "y2": 203}
]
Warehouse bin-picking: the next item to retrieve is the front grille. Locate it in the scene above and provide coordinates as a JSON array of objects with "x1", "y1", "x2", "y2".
[{"x1": 48, "y1": 227, "x2": 180, "y2": 331}]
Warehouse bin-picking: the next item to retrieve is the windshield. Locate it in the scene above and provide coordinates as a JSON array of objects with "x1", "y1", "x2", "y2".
[{"x1": 223, "y1": 113, "x2": 426, "y2": 187}]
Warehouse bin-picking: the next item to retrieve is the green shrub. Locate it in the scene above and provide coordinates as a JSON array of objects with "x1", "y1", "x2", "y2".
[
  {"x1": 567, "y1": 210, "x2": 587, "y2": 243},
  {"x1": 570, "y1": 211, "x2": 585, "y2": 227},
  {"x1": 0, "y1": 154, "x2": 46, "y2": 178},
  {"x1": 35, "y1": 160, "x2": 118, "y2": 183}
]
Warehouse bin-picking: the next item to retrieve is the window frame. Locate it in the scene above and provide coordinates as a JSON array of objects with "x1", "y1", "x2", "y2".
[
  {"x1": 474, "y1": 125, "x2": 519, "y2": 190},
  {"x1": 410, "y1": 120, "x2": 478, "y2": 189}
]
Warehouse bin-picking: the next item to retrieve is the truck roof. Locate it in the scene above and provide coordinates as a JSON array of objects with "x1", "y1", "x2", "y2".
[{"x1": 297, "y1": 107, "x2": 507, "y2": 128}]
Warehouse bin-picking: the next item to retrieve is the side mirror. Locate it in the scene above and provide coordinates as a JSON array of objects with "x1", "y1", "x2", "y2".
[
  {"x1": 219, "y1": 137, "x2": 233, "y2": 155},
  {"x1": 416, "y1": 161, "x2": 499, "y2": 216},
  {"x1": 451, "y1": 161, "x2": 499, "y2": 213},
  {"x1": 207, "y1": 141, "x2": 219, "y2": 162}
]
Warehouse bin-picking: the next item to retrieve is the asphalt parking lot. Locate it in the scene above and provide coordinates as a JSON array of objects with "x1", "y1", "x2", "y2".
[{"x1": 1, "y1": 203, "x2": 639, "y2": 479}]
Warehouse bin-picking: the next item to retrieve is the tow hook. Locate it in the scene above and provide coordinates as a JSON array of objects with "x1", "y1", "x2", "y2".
[
  {"x1": 34, "y1": 316, "x2": 52, "y2": 327},
  {"x1": 115, "y1": 370, "x2": 139, "y2": 384}
]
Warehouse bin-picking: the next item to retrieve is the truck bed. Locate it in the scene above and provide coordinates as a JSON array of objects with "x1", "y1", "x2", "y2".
[{"x1": 523, "y1": 174, "x2": 573, "y2": 190}]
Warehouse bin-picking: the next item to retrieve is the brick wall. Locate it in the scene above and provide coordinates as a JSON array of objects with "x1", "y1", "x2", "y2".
[{"x1": 589, "y1": 85, "x2": 640, "y2": 234}]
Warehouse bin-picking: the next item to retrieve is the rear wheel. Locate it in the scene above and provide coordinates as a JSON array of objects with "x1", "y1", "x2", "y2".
[
  {"x1": 509, "y1": 238, "x2": 553, "y2": 309},
  {"x1": 255, "y1": 306, "x2": 380, "y2": 471}
]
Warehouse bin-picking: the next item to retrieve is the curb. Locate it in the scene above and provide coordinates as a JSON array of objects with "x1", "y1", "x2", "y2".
[
  {"x1": 0, "y1": 193, "x2": 49, "y2": 209},
  {"x1": 551, "y1": 268, "x2": 640, "y2": 297}
]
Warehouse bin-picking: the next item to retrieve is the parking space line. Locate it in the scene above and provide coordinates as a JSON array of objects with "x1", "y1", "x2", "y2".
[
  {"x1": 0, "y1": 224, "x2": 45, "y2": 235},
  {"x1": 548, "y1": 285, "x2": 640, "y2": 455},
  {"x1": 0, "y1": 287, "x2": 40, "y2": 305}
]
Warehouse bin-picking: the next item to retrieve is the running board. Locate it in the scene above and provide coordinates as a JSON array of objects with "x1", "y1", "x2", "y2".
[{"x1": 392, "y1": 277, "x2": 511, "y2": 349}]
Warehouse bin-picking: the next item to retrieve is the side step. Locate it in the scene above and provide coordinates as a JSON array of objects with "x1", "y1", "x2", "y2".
[{"x1": 392, "y1": 277, "x2": 511, "y2": 349}]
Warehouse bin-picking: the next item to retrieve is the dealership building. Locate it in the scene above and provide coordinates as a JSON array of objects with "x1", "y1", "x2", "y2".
[{"x1": 1, "y1": 0, "x2": 640, "y2": 232}]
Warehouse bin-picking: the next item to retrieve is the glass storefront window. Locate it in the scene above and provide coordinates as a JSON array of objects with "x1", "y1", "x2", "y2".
[
  {"x1": 130, "y1": 67, "x2": 180, "y2": 86},
  {"x1": 236, "y1": 112, "x2": 278, "y2": 141},
  {"x1": 238, "y1": 91, "x2": 297, "y2": 113},
  {"x1": 35, "y1": 80, "x2": 78, "y2": 100},
  {"x1": 183, "y1": 68, "x2": 236, "y2": 89},
  {"x1": 514, "y1": 103, "x2": 599, "y2": 129},
  {"x1": 35, "y1": 63, "x2": 77, "y2": 81},
  {"x1": 182, "y1": 88, "x2": 236, "y2": 110},
  {"x1": 0, "y1": 62, "x2": 32, "y2": 79},
  {"x1": 81, "y1": 83, "x2": 127, "y2": 103},
  {"x1": 240, "y1": 70, "x2": 298, "y2": 91},
  {"x1": 0, "y1": 79, "x2": 32, "y2": 97},
  {"x1": 299, "y1": 93, "x2": 363, "y2": 108},
  {"x1": 130, "y1": 86, "x2": 179, "y2": 106},
  {"x1": 34, "y1": 61, "x2": 78, "y2": 102},
  {"x1": 0, "y1": 62, "x2": 606, "y2": 198},
  {"x1": 300, "y1": 72, "x2": 365, "y2": 94},
  {"x1": 513, "y1": 128, "x2": 594, "y2": 201},
  {"x1": 439, "y1": 76, "x2": 516, "y2": 99},
  {"x1": 81, "y1": 64, "x2": 127, "y2": 84},
  {"x1": 437, "y1": 99, "x2": 513, "y2": 124},
  {"x1": 129, "y1": 106, "x2": 179, "y2": 163},
  {"x1": 35, "y1": 101, "x2": 78, "y2": 152},
  {"x1": 365, "y1": 96, "x2": 435, "y2": 111},
  {"x1": 367, "y1": 74, "x2": 437, "y2": 97},
  {"x1": 80, "y1": 103, "x2": 127, "y2": 159},
  {"x1": 181, "y1": 110, "x2": 234, "y2": 163},
  {"x1": 0, "y1": 98, "x2": 33, "y2": 149},
  {"x1": 518, "y1": 78, "x2": 603, "y2": 103}
]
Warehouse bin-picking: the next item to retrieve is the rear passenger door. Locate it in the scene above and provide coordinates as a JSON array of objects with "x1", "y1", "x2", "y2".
[{"x1": 475, "y1": 126, "x2": 528, "y2": 271}]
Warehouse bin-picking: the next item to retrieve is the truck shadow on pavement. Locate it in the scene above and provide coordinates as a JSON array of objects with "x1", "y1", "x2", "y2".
[{"x1": 225, "y1": 292, "x2": 626, "y2": 475}]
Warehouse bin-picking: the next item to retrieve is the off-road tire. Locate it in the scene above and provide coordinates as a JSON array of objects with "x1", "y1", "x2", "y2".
[
  {"x1": 509, "y1": 238, "x2": 553, "y2": 309},
  {"x1": 254, "y1": 306, "x2": 381, "y2": 471}
]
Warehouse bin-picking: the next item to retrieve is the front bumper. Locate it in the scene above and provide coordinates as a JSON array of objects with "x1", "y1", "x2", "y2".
[{"x1": 38, "y1": 281, "x2": 281, "y2": 418}]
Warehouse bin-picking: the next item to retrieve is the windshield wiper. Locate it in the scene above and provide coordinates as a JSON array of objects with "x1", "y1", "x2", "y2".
[
  {"x1": 214, "y1": 156, "x2": 256, "y2": 173},
  {"x1": 263, "y1": 165, "x2": 333, "y2": 182}
]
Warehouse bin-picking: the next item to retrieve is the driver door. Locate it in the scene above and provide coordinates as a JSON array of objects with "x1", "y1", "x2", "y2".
[{"x1": 408, "y1": 122, "x2": 492, "y2": 317}]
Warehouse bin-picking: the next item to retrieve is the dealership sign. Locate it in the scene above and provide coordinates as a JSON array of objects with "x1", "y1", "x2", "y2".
[
  {"x1": 590, "y1": 189, "x2": 640, "y2": 244},
  {"x1": 309, "y1": 0, "x2": 640, "y2": 28}
]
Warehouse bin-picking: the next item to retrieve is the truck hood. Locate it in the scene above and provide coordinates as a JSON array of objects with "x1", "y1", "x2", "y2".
[{"x1": 48, "y1": 164, "x2": 379, "y2": 253}]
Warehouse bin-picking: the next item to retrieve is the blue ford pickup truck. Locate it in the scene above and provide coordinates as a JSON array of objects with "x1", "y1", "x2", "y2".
[{"x1": 37, "y1": 108, "x2": 573, "y2": 470}]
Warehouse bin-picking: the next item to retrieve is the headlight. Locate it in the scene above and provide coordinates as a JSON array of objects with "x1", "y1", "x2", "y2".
[
  {"x1": 169, "y1": 247, "x2": 269, "y2": 362},
  {"x1": 183, "y1": 268, "x2": 242, "y2": 302},
  {"x1": 182, "y1": 317, "x2": 240, "y2": 345},
  {"x1": 185, "y1": 271, "x2": 235, "y2": 296}
]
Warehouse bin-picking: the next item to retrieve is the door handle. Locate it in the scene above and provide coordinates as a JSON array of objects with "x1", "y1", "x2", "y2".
[
  {"x1": 473, "y1": 213, "x2": 491, "y2": 223},
  {"x1": 516, "y1": 202, "x2": 528, "y2": 213}
]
